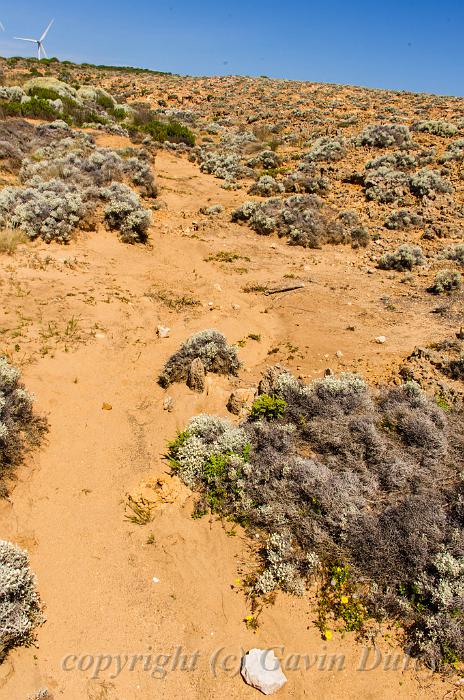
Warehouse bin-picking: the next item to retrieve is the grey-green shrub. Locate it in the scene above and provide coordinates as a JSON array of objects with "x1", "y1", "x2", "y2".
[
  {"x1": 384, "y1": 209, "x2": 422, "y2": 230},
  {"x1": 409, "y1": 169, "x2": 453, "y2": 198},
  {"x1": 158, "y1": 330, "x2": 240, "y2": 388},
  {"x1": 379, "y1": 244, "x2": 425, "y2": 271},
  {"x1": 355, "y1": 124, "x2": 412, "y2": 149},
  {"x1": 413, "y1": 120, "x2": 458, "y2": 137},
  {"x1": 428, "y1": 269, "x2": 462, "y2": 294},
  {"x1": 0, "y1": 540, "x2": 44, "y2": 659},
  {"x1": 0, "y1": 357, "x2": 46, "y2": 484},
  {"x1": 168, "y1": 369, "x2": 464, "y2": 669},
  {"x1": 303, "y1": 136, "x2": 346, "y2": 163},
  {"x1": 443, "y1": 244, "x2": 464, "y2": 266}
]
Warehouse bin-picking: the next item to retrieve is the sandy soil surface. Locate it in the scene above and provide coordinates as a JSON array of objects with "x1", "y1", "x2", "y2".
[{"x1": 0, "y1": 146, "x2": 462, "y2": 700}]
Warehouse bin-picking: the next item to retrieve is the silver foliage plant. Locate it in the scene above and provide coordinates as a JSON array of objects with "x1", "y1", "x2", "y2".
[
  {"x1": 158, "y1": 330, "x2": 240, "y2": 388},
  {"x1": 0, "y1": 540, "x2": 44, "y2": 659},
  {"x1": 0, "y1": 126, "x2": 153, "y2": 244},
  {"x1": 168, "y1": 369, "x2": 464, "y2": 669},
  {"x1": 0, "y1": 356, "x2": 46, "y2": 485}
]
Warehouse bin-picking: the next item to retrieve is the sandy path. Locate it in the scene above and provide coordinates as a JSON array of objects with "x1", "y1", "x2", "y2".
[{"x1": 0, "y1": 149, "x2": 459, "y2": 699}]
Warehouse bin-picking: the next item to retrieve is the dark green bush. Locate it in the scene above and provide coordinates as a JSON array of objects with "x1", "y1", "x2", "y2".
[
  {"x1": 141, "y1": 119, "x2": 195, "y2": 146},
  {"x1": 250, "y1": 394, "x2": 287, "y2": 421}
]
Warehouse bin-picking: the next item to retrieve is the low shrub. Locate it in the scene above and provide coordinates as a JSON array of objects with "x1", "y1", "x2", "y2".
[
  {"x1": 101, "y1": 183, "x2": 151, "y2": 244},
  {"x1": 409, "y1": 169, "x2": 453, "y2": 199},
  {"x1": 0, "y1": 540, "x2": 44, "y2": 659},
  {"x1": 384, "y1": 209, "x2": 422, "y2": 230},
  {"x1": 0, "y1": 180, "x2": 86, "y2": 244},
  {"x1": 168, "y1": 369, "x2": 464, "y2": 669},
  {"x1": 139, "y1": 119, "x2": 195, "y2": 146},
  {"x1": 443, "y1": 244, "x2": 464, "y2": 266},
  {"x1": 412, "y1": 120, "x2": 458, "y2": 137},
  {"x1": 248, "y1": 175, "x2": 284, "y2": 197},
  {"x1": 250, "y1": 394, "x2": 287, "y2": 421},
  {"x1": 364, "y1": 166, "x2": 410, "y2": 204},
  {"x1": 303, "y1": 136, "x2": 346, "y2": 163},
  {"x1": 232, "y1": 195, "x2": 367, "y2": 249},
  {"x1": 379, "y1": 244, "x2": 425, "y2": 271},
  {"x1": 0, "y1": 356, "x2": 47, "y2": 484},
  {"x1": 428, "y1": 270, "x2": 462, "y2": 294},
  {"x1": 355, "y1": 124, "x2": 412, "y2": 149},
  {"x1": 158, "y1": 330, "x2": 240, "y2": 388},
  {"x1": 439, "y1": 139, "x2": 464, "y2": 162}
]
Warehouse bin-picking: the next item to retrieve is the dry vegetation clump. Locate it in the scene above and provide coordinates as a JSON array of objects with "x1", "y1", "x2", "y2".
[
  {"x1": 168, "y1": 369, "x2": 464, "y2": 669},
  {"x1": 158, "y1": 330, "x2": 240, "y2": 388},
  {"x1": 0, "y1": 357, "x2": 47, "y2": 487},
  {"x1": 0, "y1": 540, "x2": 44, "y2": 660},
  {"x1": 232, "y1": 194, "x2": 369, "y2": 249},
  {"x1": 0, "y1": 228, "x2": 27, "y2": 254}
]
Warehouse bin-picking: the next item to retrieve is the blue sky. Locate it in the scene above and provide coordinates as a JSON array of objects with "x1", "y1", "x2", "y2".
[{"x1": 0, "y1": 1, "x2": 463, "y2": 96}]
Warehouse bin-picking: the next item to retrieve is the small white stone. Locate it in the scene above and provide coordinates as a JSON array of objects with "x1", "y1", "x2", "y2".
[
  {"x1": 152, "y1": 576, "x2": 160, "y2": 584},
  {"x1": 335, "y1": 350, "x2": 343, "y2": 358},
  {"x1": 241, "y1": 649, "x2": 287, "y2": 695},
  {"x1": 375, "y1": 335, "x2": 387, "y2": 344},
  {"x1": 157, "y1": 325, "x2": 170, "y2": 338}
]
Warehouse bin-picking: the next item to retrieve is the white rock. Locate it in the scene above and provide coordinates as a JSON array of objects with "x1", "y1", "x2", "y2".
[
  {"x1": 157, "y1": 325, "x2": 170, "y2": 338},
  {"x1": 152, "y1": 576, "x2": 160, "y2": 584},
  {"x1": 241, "y1": 649, "x2": 287, "y2": 695},
  {"x1": 335, "y1": 350, "x2": 343, "y2": 358},
  {"x1": 375, "y1": 335, "x2": 387, "y2": 344}
]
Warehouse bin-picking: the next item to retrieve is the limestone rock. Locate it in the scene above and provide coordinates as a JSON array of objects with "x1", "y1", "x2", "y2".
[
  {"x1": 187, "y1": 358, "x2": 205, "y2": 392},
  {"x1": 241, "y1": 648, "x2": 287, "y2": 695},
  {"x1": 227, "y1": 388, "x2": 255, "y2": 415}
]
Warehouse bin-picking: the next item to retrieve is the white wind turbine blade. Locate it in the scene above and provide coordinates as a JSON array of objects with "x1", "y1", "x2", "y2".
[
  {"x1": 40, "y1": 44, "x2": 47, "y2": 59},
  {"x1": 0, "y1": 21, "x2": 5, "y2": 31},
  {"x1": 15, "y1": 37, "x2": 38, "y2": 42},
  {"x1": 40, "y1": 19, "x2": 54, "y2": 42}
]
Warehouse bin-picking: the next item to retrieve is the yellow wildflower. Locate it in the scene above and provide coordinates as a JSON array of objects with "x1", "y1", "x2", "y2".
[
  {"x1": 324, "y1": 630, "x2": 333, "y2": 640},
  {"x1": 341, "y1": 595, "x2": 349, "y2": 604}
]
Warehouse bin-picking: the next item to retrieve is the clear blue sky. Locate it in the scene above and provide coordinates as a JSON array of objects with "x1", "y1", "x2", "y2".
[{"x1": 0, "y1": 1, "x2": 463, "y2": 96}]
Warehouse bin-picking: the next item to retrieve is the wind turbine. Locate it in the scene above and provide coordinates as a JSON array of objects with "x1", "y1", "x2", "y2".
[
  {"x1": 0, "y1": 21, "x2": 5, "y2": 31},
  {"x1": 15, "y1": 19, "x2": 54, "y2": 60}
]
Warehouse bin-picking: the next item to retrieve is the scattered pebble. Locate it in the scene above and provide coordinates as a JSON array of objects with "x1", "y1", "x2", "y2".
[
  {"x1": 163, "y1": 397, "x2": 174, "y2": 412},
  {"x1": 157, "y1": 325, "x2": 170, "y2": 338},
  {"x1": 375, "y1": 336, "x2": 387, "y2": 344},
  {"x1": 101, "y1": 402, "x2": 112, "y2": 411}
]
